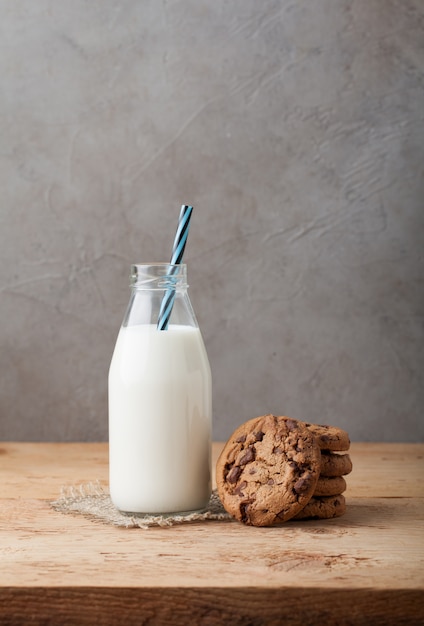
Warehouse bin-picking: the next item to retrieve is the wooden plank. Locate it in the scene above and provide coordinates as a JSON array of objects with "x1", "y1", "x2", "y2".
[
  {"x1": 0, "y1": 442, "x2": 423, "y2": 625},
  {"x1": 0, "y1": 587, "x2": 423, "y2": 626}
]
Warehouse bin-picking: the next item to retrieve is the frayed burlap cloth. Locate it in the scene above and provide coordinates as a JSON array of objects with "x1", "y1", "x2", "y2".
[{"x1": 51, "y1": 483, "x2": 231, "y2": 529}]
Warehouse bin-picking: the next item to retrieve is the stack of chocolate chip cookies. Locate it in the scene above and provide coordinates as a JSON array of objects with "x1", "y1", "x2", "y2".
[{"x1": 216, "y1": 414, "x2": 352, "y2": 527}]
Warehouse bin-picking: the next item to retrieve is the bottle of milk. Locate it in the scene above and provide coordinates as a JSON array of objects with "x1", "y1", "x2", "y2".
[{"x1": 108, "y1": 263, "x2": 212, "y2": 514}]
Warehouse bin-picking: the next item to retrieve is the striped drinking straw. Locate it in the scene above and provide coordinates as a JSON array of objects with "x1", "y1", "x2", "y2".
[{"x1": 157, "y1": 204, "x2": 193, "y2": 331}]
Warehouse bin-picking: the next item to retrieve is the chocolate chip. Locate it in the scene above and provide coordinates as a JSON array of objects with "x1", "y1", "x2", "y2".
[
  {"x1": 236, "y1": 434, "x2": 247, "y2": 443},
  {"x1": 267, "y1": 478, "x2": 275, "y2": 485},
  {"x1": 276, "y1": 507, "x2": 290, "y2": 520},
  {"x1": 226, "y1": 466, "x2": 242, "y2": 484},
  {"x1": 239, "y1": 446, "x2": 255, "y2": 465},
  {"x1": 273, "y1": 446, "x2": 283, "y2": 454},
  {"x1": 254, "y1": 431, "x2": 264, "y2": 442},
  {"x1": 240, "y1": 502, "x2": 251, "y2": 524},
  {"x1": 293, "y1": 476, "x2": 310, "y2": 494},
  {"x1": 285, "y1": 419, "x2": 298, "y2": 431},
  {"x1": 234, "y1": 481, "x2": 247, "y2": 496}
]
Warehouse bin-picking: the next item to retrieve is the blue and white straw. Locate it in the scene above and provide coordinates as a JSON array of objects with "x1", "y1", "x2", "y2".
[{"x1": 157, "y1": 204, "x2": 193, "y2": 331}]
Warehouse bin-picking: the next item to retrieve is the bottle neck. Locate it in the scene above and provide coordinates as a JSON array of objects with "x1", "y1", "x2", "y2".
[
  {"x1": 123, "y1": 263, "x2": 197, "y2": 328},
  {"x1": 130, "y1": 263, "x2": 188, "y2": 291}
]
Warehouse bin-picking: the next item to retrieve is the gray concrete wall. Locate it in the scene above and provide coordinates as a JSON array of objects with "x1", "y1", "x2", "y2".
[{"x1": 0, "y1": 1, "x2": 423, "y2": 442}]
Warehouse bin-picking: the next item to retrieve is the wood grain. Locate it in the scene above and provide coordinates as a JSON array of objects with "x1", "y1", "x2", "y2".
[
  {"x1": 1, "y1": 442, "x2": 423, "y2": 625},
  {"x1": 0, "y1": 588, "x2": 423, "y2": 626}
]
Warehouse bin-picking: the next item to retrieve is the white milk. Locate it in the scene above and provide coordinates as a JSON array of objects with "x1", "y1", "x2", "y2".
[{"x1": 108, "y1": 324, "x2": 212, "y2": 513}]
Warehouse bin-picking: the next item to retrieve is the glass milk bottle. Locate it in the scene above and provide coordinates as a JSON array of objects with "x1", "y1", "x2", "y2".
[{"x1": 108, "y1": 263, "x2": 212, "y2": 513}]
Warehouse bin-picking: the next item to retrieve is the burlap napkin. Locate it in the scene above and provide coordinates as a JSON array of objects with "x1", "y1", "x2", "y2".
[{"x1": 51, "y1": 482, "x2": 231, "y2": 529}]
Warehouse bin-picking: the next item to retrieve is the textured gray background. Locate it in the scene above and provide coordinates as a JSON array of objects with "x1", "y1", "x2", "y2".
[{"x1": 1, "y1": 1, "x2": 423, "y2": 442}]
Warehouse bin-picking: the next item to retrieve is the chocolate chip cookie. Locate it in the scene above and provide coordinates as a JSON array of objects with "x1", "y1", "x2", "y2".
[
  {"x1": 314, "y1": 475, "x2": 347, "y2": 497},
  {"x1": 216, "y1": 414, "x2": 321, "y2": 526},
  {"x1": 303, "y1": 422, "x2": 350, "y2": 451},
  {"x1": 293, "y1": 494, "x2": 346, "y2": 520},
  {"x1": 320, "y1": 451, "x2": 353, "y2": 477}
]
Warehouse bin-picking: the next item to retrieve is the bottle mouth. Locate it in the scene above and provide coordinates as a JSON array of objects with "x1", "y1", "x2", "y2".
[{"x1": 130, "y1": 263, "x2": 188, "y2": 289}]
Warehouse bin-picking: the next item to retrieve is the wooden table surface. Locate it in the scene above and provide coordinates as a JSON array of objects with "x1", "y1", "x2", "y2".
[{"x1": 1, "y1": 442, "x2": 423, "y2": 625}]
